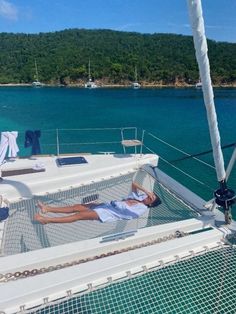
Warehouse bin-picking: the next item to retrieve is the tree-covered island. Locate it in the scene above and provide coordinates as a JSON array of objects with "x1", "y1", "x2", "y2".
[{"x1": 0, "y1": 29, "x2": 235, "y2": 86}]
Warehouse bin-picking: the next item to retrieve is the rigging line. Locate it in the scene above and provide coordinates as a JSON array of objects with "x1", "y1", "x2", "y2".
[
  {"x1": 145, "y1": 131, "x2": 215, "y2": 170},
  {"x1": 13, "y1": 127, "x2": 137, "y2": 134},
  {"x1": 143, "y1": 145, "x2": 214, "y2": 192},
  {"x1": 171, "y1": 142, "x2": 236, "y2": 163},
  {"x1": 58, "y1": 141, "x2": 120, "y2": 145}
]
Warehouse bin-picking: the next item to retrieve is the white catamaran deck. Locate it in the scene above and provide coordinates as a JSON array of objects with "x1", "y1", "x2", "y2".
[
  {"x1": 0, "y1": 154, "x2": 158, "y2": 201},
  {"x1": 0, "y1": 0, "x2": 235, "y2": 312},
  {"x1": 0, "y1": 143, "x2": 234, "y2": 314}
]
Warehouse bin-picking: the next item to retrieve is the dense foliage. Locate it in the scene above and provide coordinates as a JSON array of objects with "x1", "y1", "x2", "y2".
[{"x1": 0, "y1": 29, "x2": 235, "y2": 85}]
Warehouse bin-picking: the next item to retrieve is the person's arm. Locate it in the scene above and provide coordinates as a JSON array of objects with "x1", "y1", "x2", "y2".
[{"x1": 132, "y1": 182, "x2": 156, "y2": 201}]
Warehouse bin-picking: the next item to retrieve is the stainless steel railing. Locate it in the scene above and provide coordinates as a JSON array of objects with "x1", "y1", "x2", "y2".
[{"x1": 16, "y1": 127, "x2": 141, "y2": 156}]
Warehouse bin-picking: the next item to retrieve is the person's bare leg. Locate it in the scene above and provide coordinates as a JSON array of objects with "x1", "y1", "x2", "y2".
[
  {"x1": 34, "y1": 210, "x2": 99, "y2": 224},
  {"x1": 37, "y1": 201, "x2": 92, "y2": 214}
]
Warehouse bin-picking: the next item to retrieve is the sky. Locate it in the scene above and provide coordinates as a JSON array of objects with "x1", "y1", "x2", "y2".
[{"x1": 0, "y1": 0, "x2": 235, "y2": 43}]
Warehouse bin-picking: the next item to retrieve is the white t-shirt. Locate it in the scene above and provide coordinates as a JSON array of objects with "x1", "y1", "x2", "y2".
[
  {"x1": 93, "y1": 190, "x2": 148, "y2": 222},
  {"x1": 109, "y1": 190, "x2": 148, "y2": 219}
]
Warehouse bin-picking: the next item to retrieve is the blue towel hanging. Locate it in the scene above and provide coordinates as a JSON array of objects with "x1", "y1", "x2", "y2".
[{"x1": 24, "y1": 130, "x2": 41, "y2": 155}]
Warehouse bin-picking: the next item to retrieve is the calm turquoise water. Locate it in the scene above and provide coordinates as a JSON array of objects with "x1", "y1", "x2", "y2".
[
  {"x1": 0, "y1": 86, "x2": 235, "y2": 203},
  {"x1": 4, "y1": 87, "x2": 233, "y2": 314}
]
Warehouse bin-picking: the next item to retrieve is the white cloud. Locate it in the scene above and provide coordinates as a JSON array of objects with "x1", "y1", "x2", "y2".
[
  {"x1": 117, "y1": 23, "x2": 141, "y2": 31},
  {"x1": 167, "y1": 22, "x2": 190, "y2": 29},
  {"x1": 0, "y1": 0, "x2": 18, "y2": 21},
  {"x1": 205, "y1": 24, "x2": 236, "y2": 30}
]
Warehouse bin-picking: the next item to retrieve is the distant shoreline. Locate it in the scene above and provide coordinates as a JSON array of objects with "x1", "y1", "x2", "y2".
[{"x1": 0, "y1": 83, "x2": 236, "y2": 88}]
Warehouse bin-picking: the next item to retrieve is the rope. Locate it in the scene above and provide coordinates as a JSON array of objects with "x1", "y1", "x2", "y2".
[
  {"x1": 172, "y1": 142, "x2": 236, "y2": 163},
  {"x1": 10, "y1": 127, "x2": 138, "y2": 134},
  {"x1": 143, "y1": 144, "x2": 214, "y2": 192},
  {"x1": 144, "y1": 131, "x2": 216, "y2": 170}
]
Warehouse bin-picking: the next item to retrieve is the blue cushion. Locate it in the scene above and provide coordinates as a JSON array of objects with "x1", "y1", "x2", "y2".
[{"x1": 0, "y1": 207, "x2": 9, "y2": 221}]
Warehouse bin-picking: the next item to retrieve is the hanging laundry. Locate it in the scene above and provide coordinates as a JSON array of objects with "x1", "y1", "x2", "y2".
[
  {"x1": 0, "y1": 131, "x2": 19, "y2": 165},
  {"x1": 24, "y1": 130, "x2": 41, "y2": 155},
  {"x1": 8, "y1": 131, "x2": 19, "y2": 159},
  {"x1": 0, "y1": 133, "x2": 9, "y2": 165}
]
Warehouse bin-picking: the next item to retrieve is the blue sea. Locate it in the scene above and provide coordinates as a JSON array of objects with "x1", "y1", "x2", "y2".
[{"x1": 0, "y1": 86, "x2": 235, "y2": 204}]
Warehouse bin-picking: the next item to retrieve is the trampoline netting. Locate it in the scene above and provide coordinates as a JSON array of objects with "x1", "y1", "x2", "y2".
[
  {"x1": 2, "y1": 167, "x2": 198, "y2": 256},
  {"x1": 26, "y1": 246, "x2": 236, "y2": 314}
]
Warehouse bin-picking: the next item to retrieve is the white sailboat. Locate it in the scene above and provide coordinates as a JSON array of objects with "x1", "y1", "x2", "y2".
[
  {"x1": 85, "y1": 59, "x2": 98, "y2": 88},
  {"x1": 0, "y1": 1, "x2": 235, "y2": 313},
  {"x1": 195, "y1": 79, "x2": 202, "y2": 88},
  {"x1": 132, "y1": 66, "x2": 141, "y2": 89},
  {"x1": 32, "y1": 59, "x2": 43, "y2": 87}
]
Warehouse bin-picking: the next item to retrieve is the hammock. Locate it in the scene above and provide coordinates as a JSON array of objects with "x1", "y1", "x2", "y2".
[{"x1": 1, "y1": 167, "x2": 198, "y2": 256}]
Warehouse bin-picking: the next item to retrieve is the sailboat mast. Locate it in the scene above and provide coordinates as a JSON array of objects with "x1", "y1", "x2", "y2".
[
  {"x1": 35, "y1": 59, "x2": 39, "y2": 81},
  {"x1": 88, "y1": 59, "x2": 91, "y2": 80},
  {"x1": 187, "y1": 0, "x2": 235, "y2": 223},
  {"x1": 187, "y1": 0, "x2": 225, "y2": 182},
  {"x1": 135, "y1": 66, "x2": 137, "y2": 82}
]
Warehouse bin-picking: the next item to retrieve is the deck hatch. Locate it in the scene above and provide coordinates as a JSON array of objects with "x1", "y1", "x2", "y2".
[{"x1": 56, "y1": 156, "x2": 88, "y2": 167}]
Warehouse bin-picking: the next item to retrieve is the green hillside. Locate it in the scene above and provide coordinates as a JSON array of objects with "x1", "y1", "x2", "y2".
[{"x1": 0, "y1": 29, "x2": 235, "y2": 85}]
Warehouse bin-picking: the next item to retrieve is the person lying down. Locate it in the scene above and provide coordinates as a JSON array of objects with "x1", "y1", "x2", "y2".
[{"x1": 34, "y1": 182, "x2": 161, "y2": 224}]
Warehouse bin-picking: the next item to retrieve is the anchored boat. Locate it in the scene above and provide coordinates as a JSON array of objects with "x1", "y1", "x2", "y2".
[
  {"x1": 32, "y1": 60, "x2": 43, "y2": 87},
  {"x1": 195, "y1": 79, "x2": 202, "y2": 88},
  {"x1": 85, "y1": 59, "x2": 98, "y2": 89},
  {"x1": 0, "y1": 1, "x2": 235, "y2": 313},
  {"x1": 132, "y1": 66, "x2": 141, "y2": 89}
]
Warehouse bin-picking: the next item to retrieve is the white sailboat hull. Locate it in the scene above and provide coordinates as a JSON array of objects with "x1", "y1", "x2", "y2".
[{"x1": 85, "y1": 82, "x2": 98, "y2": 88}]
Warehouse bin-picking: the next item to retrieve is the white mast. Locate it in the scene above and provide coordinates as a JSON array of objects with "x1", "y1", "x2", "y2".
[
  {"x1": 134, "y1": 66, "x2": 138, "y2": 82},
  {"x1": 35, "y1": 59, "x2": 39, "y2": 82},
  {"x1": 187, "y1": 0, "x2": 235, "y2": 224},
  {"x1": 88, "y1": 59, "x2": 91, "y2": 81},
  {"x1": 187, "y1": 0, "x2": 226, "y2": 183}
]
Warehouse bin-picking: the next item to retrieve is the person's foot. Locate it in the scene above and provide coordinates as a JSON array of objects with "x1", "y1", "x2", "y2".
[
  {"x1": 37, "y1": 201, "x2": 50, "y2": 213},
  {"x1": 34, "y1": 213, "x2": 48, "y2": 224}
]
